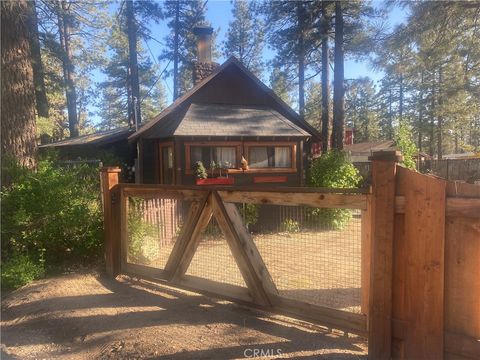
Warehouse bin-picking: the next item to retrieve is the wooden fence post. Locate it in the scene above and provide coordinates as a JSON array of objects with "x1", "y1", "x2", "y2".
[
  {"x1": 368, "y1": 150, "x2": 402, "y2": 360},
  {"x1": 100, "y1": 167, "x2": 121, "y2": 277}
]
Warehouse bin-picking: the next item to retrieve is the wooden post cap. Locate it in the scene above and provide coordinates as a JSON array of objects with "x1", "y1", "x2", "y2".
[
  {"x1": 369, "y1": 150, "x2": 403, "y2": 162},
  {"x1": 100, "y1": 166, "x2": 122, "y2": 173}
]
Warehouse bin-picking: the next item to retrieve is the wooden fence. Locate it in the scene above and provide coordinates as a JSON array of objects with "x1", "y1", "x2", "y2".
[{"x1": 100, "y1": 150, "x2": 480, "y2": 360}]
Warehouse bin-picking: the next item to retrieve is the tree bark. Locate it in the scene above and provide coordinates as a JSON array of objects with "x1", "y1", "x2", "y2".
[
  {"x1": 297, "y1": 1, "x2": 306, "y2": 120},
  {"x1": 417, "y1": 71, "x2": 424, "y2": 151},
  {"x1": 1, "y1": 0, "x2": 38, "y2": 181},
  {"x1": 388, "y1": 87, "x2": 393, "y2": 139},
  {"x1": 173, "y1": 0, "x2": 179, "y2": 100},
  {"x1": 321, "y1": 1, "x2": 331, "y2": 153},
  {"x1": 26, "y1": 0, "x2": 49, "y2": 117},
  {"x1": 58, "y1": 1, "x2": 79, "y2": 138},
  {"x1": 126, "y1": 0, "x2": 141, "y2": 125},
  {"x1": 429, "y1": 72, "x2": 436, "y2": 157},
  {"x1": 333, "y1": 0, "x2": 345, "y2": 150},
  {"x1": 437, "y1": 67, "x2": 443, "y2": 160}
]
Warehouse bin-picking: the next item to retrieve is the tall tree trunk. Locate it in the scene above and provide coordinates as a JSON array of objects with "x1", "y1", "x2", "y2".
[
  {"x1": 388, "y1": 87, "x2": 393, "y2": 139},
  {"x1": 429, "y1": 72, "x2": 436, "y2": 157},
  {"x1": 126, "y1": 0, "x2": 141, "y2": 125},
  {"x1": 321, "y1": 1, "x2": 331, "y2": 153},
  {"x1": 58, "y1": 1, "x2": 79, "y2": 138},
  {"x1": 1, "y1": 0, "x2": 38, "y2": 182},
  {"x1": 173, "y1": 0, "x2": 179, "y2": 100},
  {"x1": 332, "y1": 0, "x2": 345, "y2": 150},
  {"x1": 399, "y1": 73, "x2": 404, "y2": 124},
  {"x1": 437, "y1": 67, "x2": 443, "y2": 160},
  {"x1": 417, "y1": 71, "x2": 424, "y2": 151},
  {"x1": 297, "y1": 1, "x2": 306, "y2": 120},
  {"x1": 26, "y1": 0, "x2": 49, "y2": 117}
]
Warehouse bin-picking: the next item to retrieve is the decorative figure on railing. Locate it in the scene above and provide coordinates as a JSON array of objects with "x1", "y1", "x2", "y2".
[{"x1": 241, "y1": 156, "x2": 249, "y2": 171}]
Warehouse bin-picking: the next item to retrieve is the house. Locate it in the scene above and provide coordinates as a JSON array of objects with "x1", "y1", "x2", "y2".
[
  {"x1": 130, "y1": 26, "x2": 321, "y2": 187},
  {"x1": 39, "y1": 126, "x2": 136, "y2": 166}
]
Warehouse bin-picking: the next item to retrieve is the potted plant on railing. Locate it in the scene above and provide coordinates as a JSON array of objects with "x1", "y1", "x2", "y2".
[{"x1": 194, "y1": 160, "x2": 234, "y2": 185}]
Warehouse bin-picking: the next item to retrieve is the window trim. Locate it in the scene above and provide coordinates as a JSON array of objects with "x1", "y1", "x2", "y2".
[
  {"x1": 244, "y1": 141, "x2": 297, "y2": 173},
  {"x1": 185, "y1": 141, "x2": 242, "y2": 175},
  {"x1": 158, "y1": 141, "x2": 175, "y2": 184}
]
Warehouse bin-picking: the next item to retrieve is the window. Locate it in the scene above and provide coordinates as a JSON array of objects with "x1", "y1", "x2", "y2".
[
  {"x1": 249, "y1": 146, "x2": 292, "y2": 168},
  {"x1": 190, "y1": 146, "x2": 237, "y2": 169}
]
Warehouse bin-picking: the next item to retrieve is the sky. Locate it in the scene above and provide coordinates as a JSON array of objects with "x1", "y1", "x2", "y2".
[{"x1": 91, "y1": 0, "x2": 408, "y2": 125}]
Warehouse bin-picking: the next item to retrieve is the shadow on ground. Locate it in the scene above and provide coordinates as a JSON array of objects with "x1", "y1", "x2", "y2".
[{"x1": 1, "y1": 272, "x2": 367, "y2": 359}]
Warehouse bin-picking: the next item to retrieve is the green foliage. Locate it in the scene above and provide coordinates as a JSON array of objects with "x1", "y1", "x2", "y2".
[
  {"x1": 161, "y1": 0, "x2": 209, "y2": 96},
  {"x1": 127, "y1": 198, "x2": 158, "y2": 264},
  {"x1": 223, "y1": 0, "x2": 264, "y2": 78},
  {"x1": 237, "y1": 203, "x2": 259, "y2": 228},
  {"x1": 280, "y1": 218, "x2": 300, "y2": 233},
  {"x1": 193, "y1": 161, "x2": 207, "y2": 179},
  {"x1": 394, "y1": 123, "x2": 418, "y2": 169},
  {"x1": 1, "y1": 255, "x2": 45, "y2": 290},
  {"x1": 345, "y1": 77, "x2": 380, "y2": 142},
  {"x1": 309, "y1": 150, "x2": 362, "y2": 188},
  {"x1": 308, "y1": 208, "x2": 353, "y2": 231},
  {"x1": 1, "y1": 154, "x2": 103, "y2": 288},
  {"x1": 308, "y1": 151, "x2": 361, "y2": 230}
]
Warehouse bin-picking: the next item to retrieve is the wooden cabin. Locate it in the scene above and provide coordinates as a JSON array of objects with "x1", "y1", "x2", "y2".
[{"x1": 130, "y1": 56, "x2": 321, "y2": 187}]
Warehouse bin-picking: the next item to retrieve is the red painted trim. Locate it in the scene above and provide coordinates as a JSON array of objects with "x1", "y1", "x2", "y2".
[
  {"x1": 196, "y1": 178, "x2": 235, "y2": 185},
  {"x1": 253, "y1": 176, "x2": 288, "y2": 183}
]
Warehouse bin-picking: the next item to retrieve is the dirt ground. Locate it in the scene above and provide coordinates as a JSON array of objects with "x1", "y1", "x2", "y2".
[
  {"x1": 1, "y1": 271, "x2": 367, "y2": 359},
  {"x1": 132, "y1": 218, "x2": 362, "y2": 313}
]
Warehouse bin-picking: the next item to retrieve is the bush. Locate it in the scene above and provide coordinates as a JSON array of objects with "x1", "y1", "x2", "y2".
[
  {"x1": 280, "y1": 218, "x2": 300, "y2": 233},
  {"x1": 1, "y1": 154, "x2": 103, "y2": 288},
  {"x1": 308, "y1": 151, "x2": 362, "y2": 230},
  {"x1": 127, "y1": 200, "x2": 159, "y2": 264},
  {"x1": 394, "y1": 123, "x2": 418, "y2": 170},
  {"x1": 193, "y1": 161, "x2": 207, "y2": 179},
  {"x1": 237, "y1": 203, "x2": 259, "y2": 229},
  {"x1": 1, "y1": 254, "x2": 45, "y2": 289}
]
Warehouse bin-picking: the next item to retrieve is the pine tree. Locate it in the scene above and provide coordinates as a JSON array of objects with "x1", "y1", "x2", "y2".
[
  {"x1": 98, "y1": 21, "x2": 166, "y2": 129},
  {"x1": 304, "y1": 81, "x2": 323, "y2": 130},
  {"x1": 263, "y1": 0, "x2": 318, "y2": 119},
  {"x1": 1, "y1": 0, "x2": 38, "y2": 178},
  {"x1": 35, "y1": 0, "x2": 110, "y2": 138},
  {"x1": 345, "y1": 78, "x2": 379, "y2": 143},
  {"x1": 161, "y1": 0, "x2": 208, "y2": 98},
  {"x1": 269, "y1": 68, "x2": 295, "y2": 108},
  {"x1": 223, "y1": 0, "x2": 264, "y2": 78}
]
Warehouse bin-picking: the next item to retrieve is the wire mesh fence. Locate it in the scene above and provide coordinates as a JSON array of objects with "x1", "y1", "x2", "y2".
[
  {"x1": 186, "y1": 217, "x2": 246, "y2": 287},
  {"x1": 126, "y1": 195, "x2": 188, "y2": 269},
  {"x1": 124, "y1": 193, "x2": 362, "y2": 314},
  {"x1": 249, "y1": 204, "x2": 362, "y2": 313}
]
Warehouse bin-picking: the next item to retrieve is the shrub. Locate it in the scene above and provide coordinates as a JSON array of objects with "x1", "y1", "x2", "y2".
[
  {"x1": 237, "y1": 203, "x2": 259, "y2": 229},
  {"x1": 281, "y1": 218, "x2": 300, "y2": 233},
  {"x1": 127, "y1": 198, "x2": 158, "y2": 264},
  {"x1": 308, "y1": 151, "x2": 362, "y2": 230},
  {"x1": 1, "y1": 254, "x2": 45, "y2": 289},
  {"x1": 394, "y1": 123, "x2": 418, "y2": 170},
  {"x1": 1, "y1": 154, "x2": 103, "y2": 288},
  {"x1": 309, "y1": 150, "x2": 361, "y2": 188},
  {"x1": 193, "y1": 161, "x2": 207, "y2": 179}
]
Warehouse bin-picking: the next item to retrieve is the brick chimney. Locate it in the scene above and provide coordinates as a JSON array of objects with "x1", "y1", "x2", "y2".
[{"x1": 192, "y1": 25, "x2": 219, "y2": 85}]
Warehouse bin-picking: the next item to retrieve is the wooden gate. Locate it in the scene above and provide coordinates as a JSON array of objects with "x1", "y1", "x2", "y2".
[
  {"x1": 100, "y1": 174, "x2": 370, "y2": 336},
  {"x1": 100, "y1": 149, "x2": 480, "y2": 359}
]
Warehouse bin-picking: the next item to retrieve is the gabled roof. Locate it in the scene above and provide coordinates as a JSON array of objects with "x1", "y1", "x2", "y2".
[
  {"x1": 40, "y1": 127, "x2": 134, "y2": 148},
  {"x1": 129, "y1": 56, "x2": 321, "y2": 141},
  {"x1": 151, "y1": 103, "x2": 310, "y2": 138}
]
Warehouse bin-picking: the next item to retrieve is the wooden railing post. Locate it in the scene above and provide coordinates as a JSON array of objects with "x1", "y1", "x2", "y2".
[
  {"x1": 100, "y1": 167, "x2": 121, "y2": 277},
  {"x1": 368, "y1": 150, "x2": 402, "y2": 360}
]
